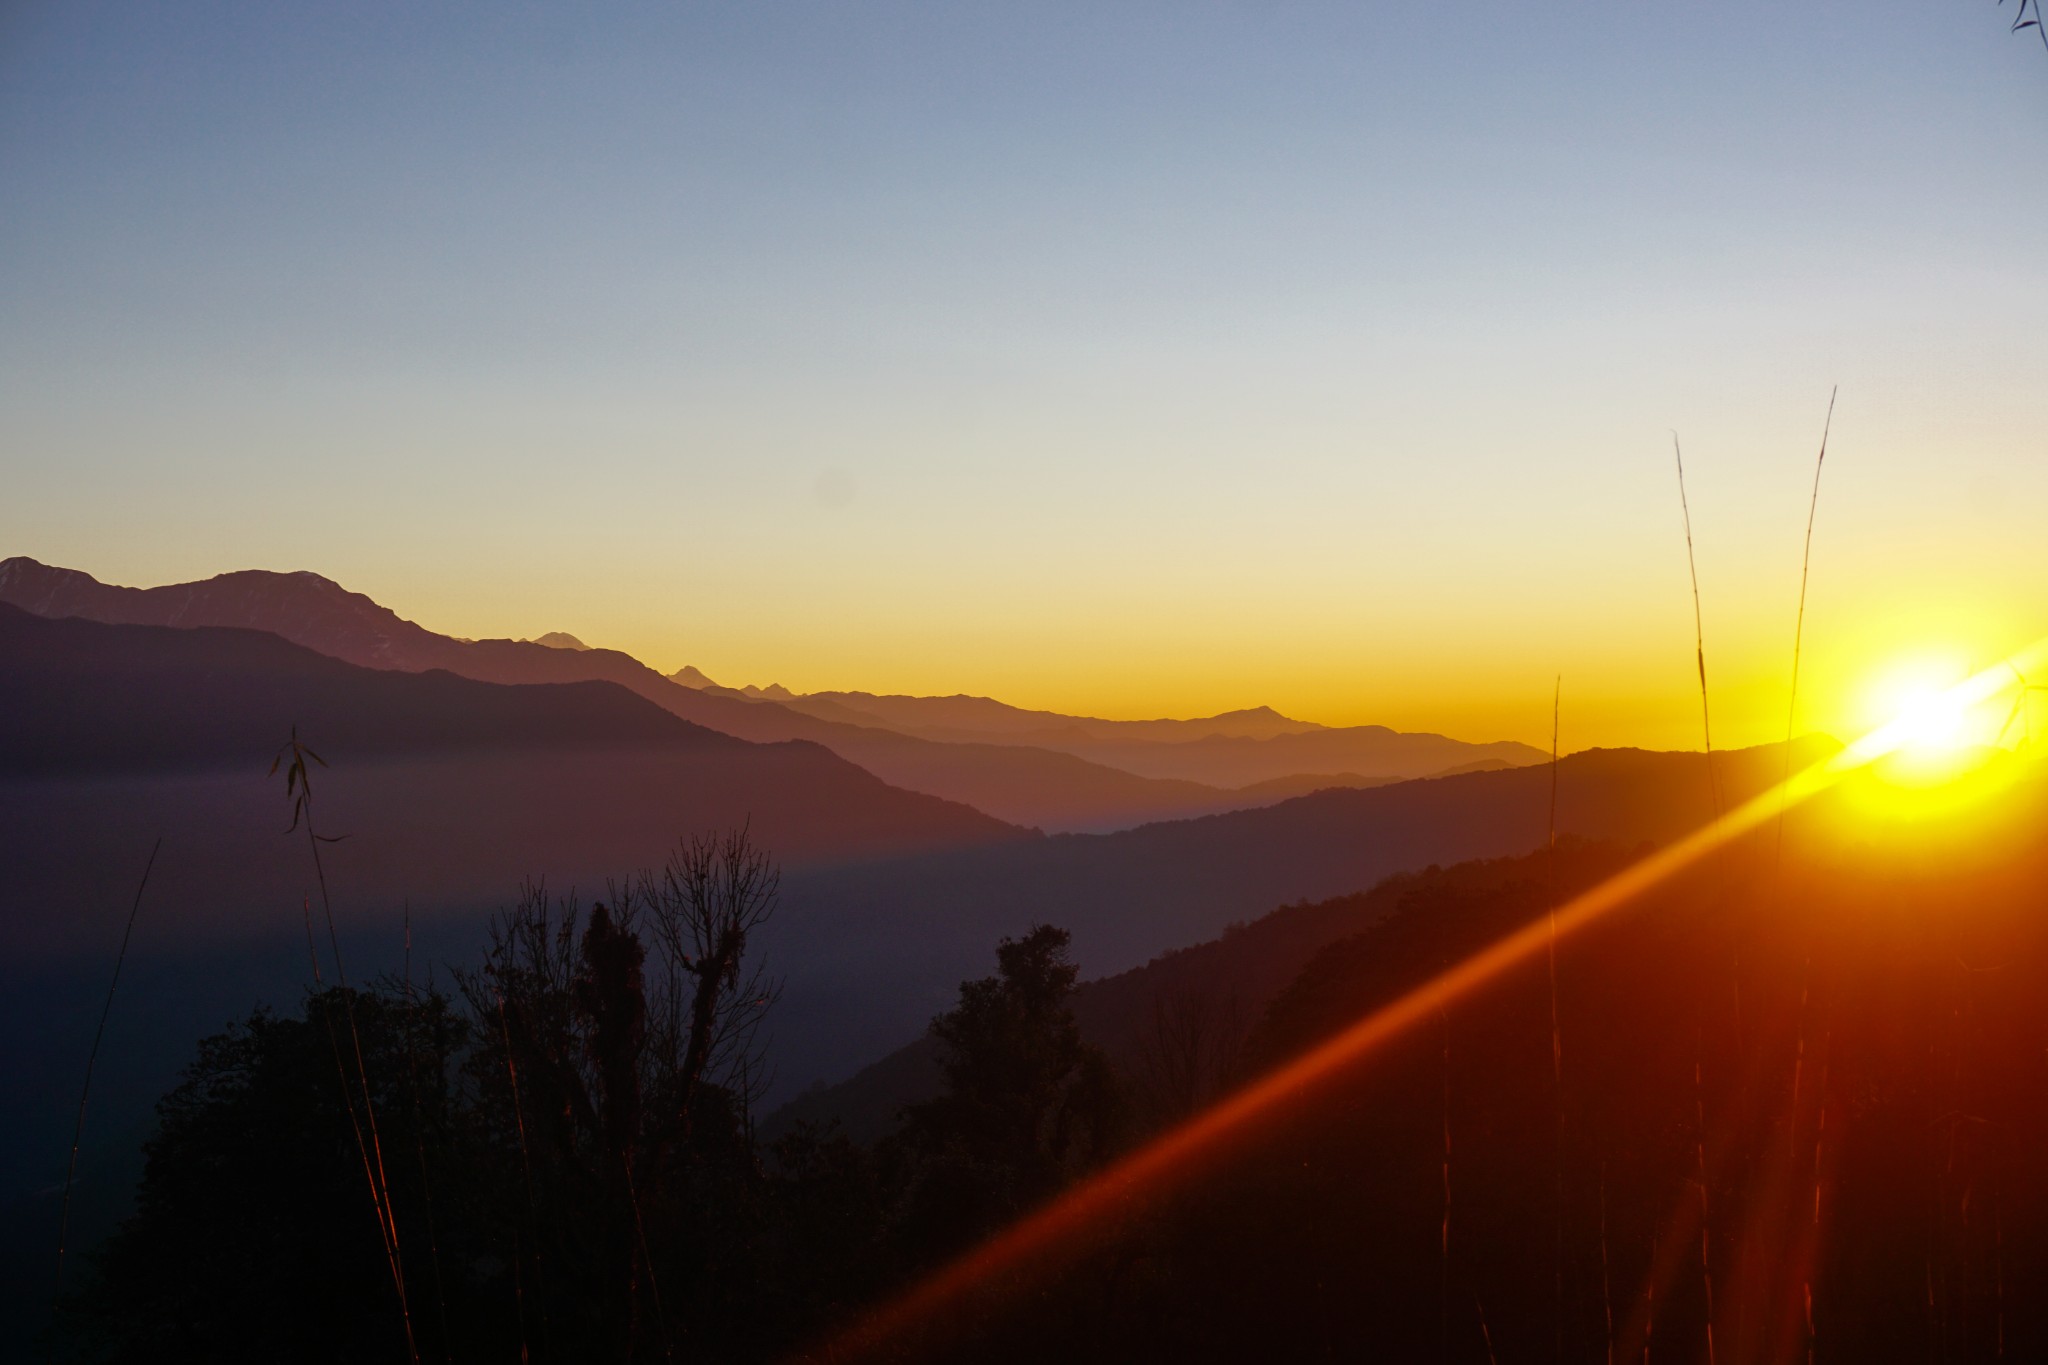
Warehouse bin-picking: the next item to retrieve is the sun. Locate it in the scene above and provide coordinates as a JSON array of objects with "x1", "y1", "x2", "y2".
[
  {"x1": 1885, "y1": 684, "x2": 1972, "y2": 757},
  {"x1": 1835, "y1": 652, "x2": 2027, "y2": 820},
  {"x1": 1857, "y1": 654, "x2": 1984, "y2": 758}
]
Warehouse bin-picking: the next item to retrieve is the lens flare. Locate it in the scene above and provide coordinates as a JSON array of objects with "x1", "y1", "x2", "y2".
[{"x1": 818, "y1": 637, "x2": 2048, "y2": 1363}]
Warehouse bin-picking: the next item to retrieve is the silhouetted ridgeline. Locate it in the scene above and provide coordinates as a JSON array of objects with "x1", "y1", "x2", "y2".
[
  {"x1": 0, "y1": 557, "x2": 1543, "y2": 831},
  {"x1": 0, "y1": 604, "x2": 741, "y2": 775}
]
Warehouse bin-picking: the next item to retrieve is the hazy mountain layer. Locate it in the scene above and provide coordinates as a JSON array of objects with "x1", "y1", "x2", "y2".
[
  {"x1": 0, "y1": 556, "x2": 1540, "y2": 834},
  {"x1": 3, "y1": 557, "x2": 1385, "y2": 831},
  {"x1": 672, "y1": 672, "x2": 1548, "y2": 786},
  {"x1": 0, "y1": 605, "x2": 1024, "y2": 906}
]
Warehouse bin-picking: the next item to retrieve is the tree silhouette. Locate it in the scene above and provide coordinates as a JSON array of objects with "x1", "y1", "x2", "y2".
[{"x1": 897, "y1": 925, "x2": 1125, "y2": 1260}]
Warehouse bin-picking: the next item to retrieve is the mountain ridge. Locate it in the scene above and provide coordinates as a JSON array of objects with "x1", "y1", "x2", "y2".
[
  {"x1": 0, "y1": 602, "x2": 1023, "y2": 854},
  {"x1": 2, "y1": 557, "x2": 1545, "y2": 831},
  {"x1": 663, "y1": 663, "x2": 1545, "y2": 781}
]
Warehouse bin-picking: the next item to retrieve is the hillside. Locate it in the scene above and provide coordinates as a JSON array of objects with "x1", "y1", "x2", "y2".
[
  {"x1": 758, "y1": 737, "x2": 1833, "y2": 1098},
  {"x1": 896, "y1": 759, "x2": 2048, "y2": 1362},
  {"x1": 769, "y1": 841, "x2": 1635, "y2": 1141}
]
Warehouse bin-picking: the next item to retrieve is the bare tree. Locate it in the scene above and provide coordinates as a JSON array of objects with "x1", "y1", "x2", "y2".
[
  {"x1": 639, "y1": 825, "x2": 782, "y2": 1125},
  {"x1": 457, "y1": 826, "x2": 780, "y2": 1362}
]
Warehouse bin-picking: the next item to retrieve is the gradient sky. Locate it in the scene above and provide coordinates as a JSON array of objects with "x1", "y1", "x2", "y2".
[{"x1": 4, "y1": 2, "x2": 2045, "y2": 751}]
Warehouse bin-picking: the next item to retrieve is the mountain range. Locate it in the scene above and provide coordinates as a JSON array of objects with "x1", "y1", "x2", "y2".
[
  {"x1": 0, "y1": 604, "x2": 1025, "y2": 954},
  {"x1": 677, "y1": 677, "x2": 1544, "y2": 789},
  {"x1": 0, "y1": 557, "x2": 1542, "y2": 832}
]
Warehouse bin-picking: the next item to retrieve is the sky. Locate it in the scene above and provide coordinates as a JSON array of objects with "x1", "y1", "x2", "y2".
[{"x1": 3, "y1": 2, "x2": 2045, "y2": 751}]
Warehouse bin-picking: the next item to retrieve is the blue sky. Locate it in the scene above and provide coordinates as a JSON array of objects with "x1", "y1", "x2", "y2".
[{"x1": 4, "y1": 2, "x2": 2045, "y2": 746}]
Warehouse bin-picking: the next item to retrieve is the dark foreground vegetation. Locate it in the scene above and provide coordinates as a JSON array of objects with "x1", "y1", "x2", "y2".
[
  {"x1": 53, "y1": 827, "x2": 1127, "y2": 1364},
  {"x1": 50, "y1": 760, "x2": 2048, "y2": 1364}
]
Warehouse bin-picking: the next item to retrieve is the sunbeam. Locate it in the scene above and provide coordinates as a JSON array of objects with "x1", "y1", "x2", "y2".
[{"x1": 815, "y1": 638, "x2": 2048, "y2": 1362}]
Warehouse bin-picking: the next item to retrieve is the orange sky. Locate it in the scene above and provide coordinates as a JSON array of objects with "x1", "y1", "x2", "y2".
[{"x1": 5, "y1": 6, "x2": 2045, "y2": 754}]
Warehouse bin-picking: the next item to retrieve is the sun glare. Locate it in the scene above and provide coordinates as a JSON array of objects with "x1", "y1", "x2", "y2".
[
  {"x1": 1888, "y1": 685, "x2": 1971, "y2": 756},
  {"x1": 1837, "y1": 652, "x2": 2035, "y2": 820},
  {"x1": 1855, "y1": 655, "x2": 1996, "y2": 768}
]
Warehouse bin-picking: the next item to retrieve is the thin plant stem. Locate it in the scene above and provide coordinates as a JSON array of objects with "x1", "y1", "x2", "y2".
[
  {"x1": 277, "y1": 731, "x2": 418, "y2": 1362},
  {"x1": 311, "y1": 837, "x2": 417, "y2": 1365},
  {"x1": 622, "y1": 1154, "x2": 675, "y2": 1363},
  {"x1": 1695, "y1": 1028, "x2": 1717, "y2": 1365},
  {"x1": 1600, "y1": 1158, "x2": 1616, "y2": 1365},
  {"x1": 1546, "y1": 676, "x2": 1565, "y2": 1365},
  {"x1": 498, "y1": 992, "x2": 541, "y2": 1365},
  {"x1": 1808, "y1": 1037, "x2": 1832, "y2": 1365},
  {"x1": 1441, "y1": 1004, "x2": 1453, "y2": 1365},
  {"x1": 402, "y1": 908, "x2": 454, "y2": 1362},
  {"x1": 1673, "y1": 437, "x2": 1733, "y2": 1358},
  {"x1": 1776, "y1": 386, "x2": 1836, "y2": 868},
  {"x1": 51, "y1": 838, "x2": 161, "y2": 1323},
  {"x1": 1671, "y1": 434, "x2": 1722, "y2": 818},
  {"x1": 304, "y1": 898, "x2": 406, "y2": 1349},
  {"x1": 1780, "y1": 386, "x2": 1835, "y2": 1362},
  {"x1": 1995, "y1": 1181, "x2": 2005, "y2": 1361}
]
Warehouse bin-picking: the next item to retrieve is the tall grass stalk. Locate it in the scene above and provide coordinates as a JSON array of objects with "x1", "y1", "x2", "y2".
[
  {"x1": 276, "y1": 731, "x2": 418, "y2": 1363},
  {"x1": 304, "y1": 896, "x2": 413, "y2": 1358},
  {"x1": 1776, "y1": 387, "x2": 1836, "y2": 867},
  {"x1": 1805, "y1": 1040, "x2": 1832, "y2": 1365},
  {"x1": 1599, "y1": 1158, "x2": 1615, "y2": 1365},
  {"x1": 1995, "y1": 1186, "x2": 2005, "y2": 1360},
  {"x1": 51, "y1": 837, "x2": 160, "y2": 1325},
  {"x1": 1773, "y1": 388, "x2": 1834, "y2": 1363},
  {"x1": 1671, "y1": 435, "x2": 1722, "y2": 818},
  {"x1": 1545, "y1": 677, "x2": 1564, "y2": 1364},
  {"x1": 1671, "y1": 438, "x2": 1723, "y2": 1359},
  {"x1": 497, "y1": 991, "x2": 541, "y2": 1365},
  {"x1": 622, "y1": 1156, "x2": 674, "y2": 1362},
  {"x1": 1474, "y1": 1289, "x2": 1500, "y2": 1365},
  {"x1": 402, "y1": 908, "x2": 454, "y2": 1362},
  {"x1": 1694, "y1": 1029, "x2": 1717, "y2": 1365},
  {"x1": 1440, "y1": 1005, "x2": 1452, "y2": 1363}
]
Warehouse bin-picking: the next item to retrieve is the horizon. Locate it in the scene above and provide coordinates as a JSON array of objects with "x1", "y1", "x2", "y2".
[
  {"x1": 2, "y1": 550, "x2": 1895, "y2": 755},
  {"x1": 6, "y1": 4, "x2": 2046, "y2": 751}
]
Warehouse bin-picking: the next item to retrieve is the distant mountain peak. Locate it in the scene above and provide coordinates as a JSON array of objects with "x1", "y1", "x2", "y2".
[
  {"x1": 742, "y1": 682, "x2": 795, "y2": 700},
  {"x1": 1212, "y1": 704, "x2": 1304, "y2": 724},
  {"x1": 670, "y1": 664, "x2": 720, "y2": 689},
  {"x1": 532, "y1": 632, "x2": 590, "y2": 650}
]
